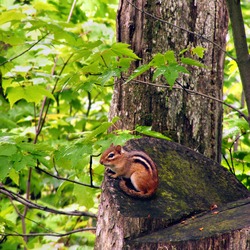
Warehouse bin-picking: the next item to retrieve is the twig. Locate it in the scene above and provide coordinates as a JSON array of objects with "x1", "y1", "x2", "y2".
[
  {"x1": 0, "y1": 186, "x2": 97, "y2": 218},
  {"x1": 0, "y1": 227, "x2": 96, "y2": 238},
  {"x1": 89, "y1": 155, "x2": 94, "y2": 187},
  {"x1": 125, "y1": 0, "x2": 235, "y2": 60},
  {"x1": 222, "y1": 153, "x2": 234, "y2": 174},
  {"x1": 35, "y1": 166, "x2": 101, "y2": 189},
  {"x1": 35, "y1": 53, "x2": 74, "y2": 138},
  {"x1": 0, "y1": 33, "x2": 49, "y2": 66},
  {"x1": 67, "y1": 0, "x2": 77, "y2": 23},
  {"x1": 127, "y1": 78, "x2": 249, "y2": 123}
]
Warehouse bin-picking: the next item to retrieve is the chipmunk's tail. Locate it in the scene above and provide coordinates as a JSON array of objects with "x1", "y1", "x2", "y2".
[{"x1": 119, "y1": 179, "x2": 157, "y2": 199}]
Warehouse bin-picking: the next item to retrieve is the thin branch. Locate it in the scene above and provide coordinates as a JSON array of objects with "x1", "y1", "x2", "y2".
[
  {"x1": 67, "y1": 0, "x2": 77, "y2": 23},
  {"x1": 0, "y1": 33, "x2": 49, "y2": 66},
  {"x1": 222, "y1": 153, "x2": 234, "y2": 174},
  {"x1": 229, "y1": 146, "x2": 235, "y2": 174},
  {"x1": 125, "y1": 0, "x2": 235, "y2": 60},
  {"x1": 227, "y1": 132, "x2": 246, "y2": 174},
  {"x1": 0, "y1": 227, "x2": 96, "y2": 238},
  {"x1": 9, "y1": 198, "x2": 22, "y2": 217},
  {"x1": 35, "y1": 166, "x2": 101, "y2": 189},
  {"x1": 89, "y1": 155, "x2": 94, "y2": 187},
  {"x1": 36, "y1": 53, "x2": 74, "y2": 137},
  {"x1": 126, "y1": 78, "x2": 249, "y2": 123},
  {"x1": 0, "y1": 186, "x2": 97, "y2": 218}
]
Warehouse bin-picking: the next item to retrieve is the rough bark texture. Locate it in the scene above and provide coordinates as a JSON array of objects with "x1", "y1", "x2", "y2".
[
  {"x1": 127, "y1": 198, "x2": 250, "y2": 250},
  {"x1": 95, "y1": 138, "x2": 250, "y2": 250},
  {"x1": 109, "y1": 0, "x2": 228, "y2": 162}
]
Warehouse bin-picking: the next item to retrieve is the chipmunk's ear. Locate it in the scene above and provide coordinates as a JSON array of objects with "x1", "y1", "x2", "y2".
[
  {"x1": 115, "y1": 145, "x2": 122, "y2": 154},
  {"x1": 110, "y1": 143, "x2": 114, "y2": 147}
]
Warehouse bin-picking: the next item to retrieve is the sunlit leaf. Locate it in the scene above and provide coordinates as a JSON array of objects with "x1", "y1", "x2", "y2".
[
  {"x1": 111, "y1": 43, "x2": 140, "y2": 59},
  {"x1": 7, "y1": 85, "x2": 55, "y2": 108},
  {"x1": 192, "y1": 46, "x2": 206, "y2": 58},
  {"x1": 244, "y1": 154, "x2": 250, "y2": 163},
  {"x1": 0, "y1": 156, "x2": 10, "y2": 181},
  {"x1": 181, "y1": 57, "x2": 204, "y2": 67},
  {"x1": 0, "y1": 143, "x2": 17, "y2": 156},
  {"x1": 135, "y1": 126, "x2": 171, "y2": 140},
  {"x1": 0, "y1": 10, "x2": 26, "y2": 25},
  {"x1": 126, "y1": 64, "x2": 150, "y2": 83},
  {"x1": 164, "y1": 50, "x2": 177, "y2": 64},
  {"x1": 8, "y1": 168, "x2": 19, "y2": 185},
  {"x1": 74, "y1": 179, "x2": 96, "y2": 209}
]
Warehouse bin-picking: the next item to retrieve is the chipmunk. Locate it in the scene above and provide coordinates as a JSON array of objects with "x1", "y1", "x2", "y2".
[{"x1": 100, "y1": 144, "x2": 158, "y2": 198}]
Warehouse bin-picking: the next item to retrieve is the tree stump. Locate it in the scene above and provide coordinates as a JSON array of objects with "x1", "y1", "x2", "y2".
[{"x1": 95, "y1": 138, "x2": 250, "y2": 250}]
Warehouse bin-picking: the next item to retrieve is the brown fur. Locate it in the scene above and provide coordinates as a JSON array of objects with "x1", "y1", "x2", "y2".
[{"x1": 100, "y1": 144, "x2": 158, "y2": 198}]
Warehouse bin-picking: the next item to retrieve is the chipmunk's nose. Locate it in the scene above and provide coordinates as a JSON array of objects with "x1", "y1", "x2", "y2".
[{"x1": 100, "y1": 158, "x2": 103, "y2": 164}]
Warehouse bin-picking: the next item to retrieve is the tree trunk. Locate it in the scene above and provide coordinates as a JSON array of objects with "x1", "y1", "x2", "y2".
[
  {"x1": 109, "y1": 0, "x2": 228, "y2": 162},
  {"x1": 94, "y1": 138, "x2": 250, "y2": 249}
]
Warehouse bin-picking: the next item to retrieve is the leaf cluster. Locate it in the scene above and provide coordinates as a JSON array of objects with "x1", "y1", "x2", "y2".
[
  {"x1": 0, "y1": 0, "x2": 138, "y2": 248},
  {"x1": 127, "y1": 47, "x2": 205, "y2": 86}
]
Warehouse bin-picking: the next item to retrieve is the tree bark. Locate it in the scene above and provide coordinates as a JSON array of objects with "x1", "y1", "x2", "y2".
[
  {"x1": 127, "y1": 198, "x2": 250, "y2": 250},
  {"x1": 94, "y1": 138, "x2": 250, "y2": 249},
  {"x1": 109, "y1": 0, "x2": 228, "y2": 162}
]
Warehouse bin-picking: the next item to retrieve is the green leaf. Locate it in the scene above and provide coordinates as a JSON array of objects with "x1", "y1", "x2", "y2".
[
  {"x1": 179, "y1": 48, "x2": 189, "y2": 55},
  {"x1": 0, "y1": 156, "x2": 10, "y2": 181},
  {"x1": 13, "y1": 154, "x2": 36, "y2": 171},
  {"x1": 55, "y1": 181, "x2": 74, "y2": 204},
  {"x1": 118, "y1": 58, "x2": 133, "y2": 70},
  {"x1": 81, "y1": 62, "x2": 101, "y2": 74},
  {"x1": 98, "y1": 68, "x2": 120, "y2": 86},
  {"x1": 135, "y1": 126, "x2": 171, "y2": 140},
  {"x1": 7, "y1": 85, "x2": 55, "y2": 108},
  {"x1": 223, "y1": 126, "x2": 241, "y2": 139},
  {"x1": 0, "y1": 114, "x2": 16, "y2": 129},
  {"x1": 150, "y1": 53, "x2": 166, "y2": 66},
  {"x1": 8, "y1": 168, "x2": 19, "y2": 186},
  {"x1": 153, "y1": 64, "x2": 189, "y2": 84},
  {"x1": 153, "y1": 66, "x2": 168, "y2": 80},
  {"x1": 73, "y1": 175, "x2": 98, "y2": 209},
  {"x1": 126, "y1": 64, "x2": 150, "y2": 83},
  {"x1": 244, "y1": 154, "x2": 250, "y2": 163},
  {"x1": 82, "y1": 122, "x2": 112, "y2": 142},
  {"x1": 33, "y1": 1, "x2": 58, "y2": 12},
  {"x1": 0, "y1": 10, "x2": 26, "y2": 25},
  {"x1": 0, "y1": 143, "x2": 17, "y2": 156},
  {"x1": 223, "y1": 118, "x2": 249, "y2": 137},
  {"x1": 181, "y1": 57, "x2": 204, "y2": 67},
  {"x1": 110, "y1": 116, "x2": 120, "y2": 124},
  {"x1": 192, "y1": 46, "x2": 206, "y2": 58},
  {"x1": 111, "y1": 43, "x2": 140, "y2": 59},
  {"x1": 164, "y1": 50, "x2": 177, "y2": 64}
]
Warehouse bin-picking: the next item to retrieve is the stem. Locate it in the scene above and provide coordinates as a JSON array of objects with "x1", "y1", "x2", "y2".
[
  {"x1": 0, "y1": 186, "x2": 97, "y2": 217},
  {"x1": 67, "y1": 0, "x2": 77, "y2": 23},
  {"x1": 0, "y1": 227, "x2": 96, "y2": 238},
  {"x1": 128, "y1": 78, "x2": 249, "y2": 123},
  {"x1": 35, "y1": 166, "x2": 100, "y2": 189},
  {"x1": 0, "y1": 33, "x2": 49, "y2": 67},
  {"x1": 125, "y1": 0, "x2": 234, "y2": 60},
  {"x1": 19, "y1": 53, "x2": 73, "y2": 247}
]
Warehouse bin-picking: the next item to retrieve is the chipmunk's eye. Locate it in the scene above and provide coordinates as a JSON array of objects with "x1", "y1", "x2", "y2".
[{"x1": 108, "y1": 152, "x2": 115, "y2": 159}]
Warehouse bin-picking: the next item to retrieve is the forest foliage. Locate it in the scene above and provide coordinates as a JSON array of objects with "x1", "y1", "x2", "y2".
[{"x1": 0, "y1": 0, "x2": 249, "y2": 249}]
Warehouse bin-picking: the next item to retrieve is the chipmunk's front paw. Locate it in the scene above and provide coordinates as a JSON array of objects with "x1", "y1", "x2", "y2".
[{"x1": 106, "y1": 168, "x2": 117, "y2": 178}]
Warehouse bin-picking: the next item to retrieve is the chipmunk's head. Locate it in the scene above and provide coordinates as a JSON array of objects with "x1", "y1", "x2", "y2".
[{"x1": 100, "y1": 144, "x2": 124, "y2": 167}]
